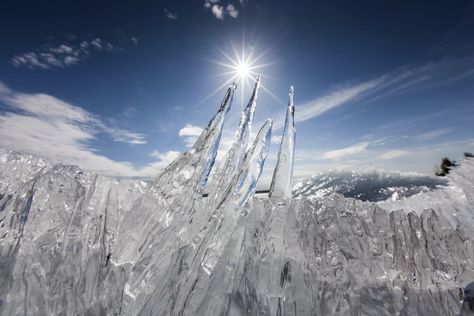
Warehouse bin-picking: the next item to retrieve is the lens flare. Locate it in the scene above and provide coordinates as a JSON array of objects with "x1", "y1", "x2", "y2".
[
  {"x1": 201, "y1": 41, "x2": 285, "y2": 108},
  {"x1": 236, "y1": 61, "x2": 250, "y2": 79}
]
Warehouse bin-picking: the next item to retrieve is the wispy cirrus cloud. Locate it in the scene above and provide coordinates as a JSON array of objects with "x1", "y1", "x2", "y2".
[
  {"x1": 11, "y1": 36, "x2": 134, "y2": 70},
  {"x1": 297, "y1": 80, "x2": 381, "y2": 124},
  {"x1": 414, "y1": 129, "x2": 451, "y2": 142},
  {"x1": 273, "y1": 79, "x2": 382, "y2": 130},
  {"x1": 0, "y1": 81, "x2": 178, "y2": 177},
  {"x1": 365, "y1": 58, "x2": 474, "y2": 104},
  {"x1": 379, "y1": 150, "x2": 410, "y2": 160},
  {"x1": 272, "y1": 57, "x2": 474, "y2": 130},
  {"x1": 164, "y1": 8, "x2": 178, "y2": 20},
  {"x1": 320, "y1": 142, "x2": 369, "y2": 160}
]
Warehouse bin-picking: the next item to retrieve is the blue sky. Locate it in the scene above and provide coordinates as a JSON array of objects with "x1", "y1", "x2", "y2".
[{"x1": 1, "y1": 0, "x2": 473, "y2": 184}]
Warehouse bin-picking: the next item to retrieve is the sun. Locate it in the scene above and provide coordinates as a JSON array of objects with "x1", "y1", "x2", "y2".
[
  {"x1": 236, "y1": 61, "x2": 250, "y2": 79},
  {"x1": 202, "y1": 42, "x2": 285, "y2": 109},
  {"x1": 214, "y1": 47, "x2": 260, "y2": 83}
]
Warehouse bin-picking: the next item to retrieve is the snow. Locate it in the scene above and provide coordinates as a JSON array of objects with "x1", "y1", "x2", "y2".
[{"x1": 293, "y1": 169, "x2": 447, "y2": 202}]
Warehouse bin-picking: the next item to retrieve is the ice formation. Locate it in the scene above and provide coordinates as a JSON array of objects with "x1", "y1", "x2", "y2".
[
  {"x1": 1, "y1": 80, "x2": 474, "y2": 315},
  {"x1": 269, "y1": 86, "x2": 295, "y2": 200}
]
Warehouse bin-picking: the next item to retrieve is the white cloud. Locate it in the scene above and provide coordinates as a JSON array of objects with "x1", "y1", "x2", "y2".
[
  {"x1": 204, "y1": 0, "x2": 220, "y2": 7},
  {"x1": 271, "y1": 135, "x2": 282, "y2": 144},
  {"x1": 0, "y1": 82, "x2": 170, "y2": 177},
  {"x1": 149, "y1": 150, "x2": 181, "y2": 168},
  {"x1": 49, "y1": 44, "x2": 74, "y2": 54},
  {"x1": 12, "y1": 52, "x2": 50, "y2": 69},
  {"x1": 40, "y1": 53, "x2": 63, "y2": 67},
  {"x1": 98, "y1": 123, "x2": 147, "y2": 145},
  {"x1": 164, "y1": 8, "x2": 178, "y2": 20},
  {"x1": 179, "y1": 124, "x2": 203, "y2": 137},
  {"x1": 64, "y1": 55, "x2": 80, "y2": 66},
  {"x1": 0, "y1": 82, "x2": 147, "y2": 146},
  {"x1": 379, "y1": 150, "x2": 410, "y2": 160},
  {"x1": 12, "y1": 37, "x2": 116, "y2": 70},
  {"x1": 320, "y1": 142, "x2": 369, "y2": 160},
  {"x1": 91, "y1": 38, "x2": 104, "y2": 50},
  {"x1": 226, "y1": 4, "x2": 239, "y2": 18},
  {"x1": 211, "y1": 5, "x2": 225, "y2": 19},
  {"x1": 179, "y1": 124, "x2": 204, "y2": 148},
  {"x1": 105, "y1": 43, "x2": 114, "y2": 52},
  {"x1": 204, "y1": 0, "x2": 239, "y2": 19},
  {"x1": 80, "y1": 41, "x2": 90, "y2": 50},
  {"x1": 414, "y1": 129, "x2": 450, "y2": 142}
]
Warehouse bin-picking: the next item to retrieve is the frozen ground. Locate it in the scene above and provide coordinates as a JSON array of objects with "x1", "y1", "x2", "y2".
[{"x1": 0, "y1": 82, "x2": 473, "y2": 315}]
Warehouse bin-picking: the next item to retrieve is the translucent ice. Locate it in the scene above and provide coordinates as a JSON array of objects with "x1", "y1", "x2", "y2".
[
  {"x1": 269, "y1": 86, "x2": 295, "y2": 200},
  {"x1": 114, "y1": 83, "x2": 235, "y2": 264},
  {"x1": 1, "y1": 82, "x2": 474, "y2": 316},
  {"x1": 140, "y1": 120, "x2": 272, "y2": 315},
  {"x1": 206, "y1": 76, "x2": 260, "y2": 209}
]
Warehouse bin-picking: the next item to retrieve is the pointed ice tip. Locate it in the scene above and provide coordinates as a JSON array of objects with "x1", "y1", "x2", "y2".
[
  {"x1": 259, "y1": 119, "x2": 272, "y2": 134},
  {"x1": 247, "y1": 75, "x2": 260, "y2": 102},
  {"x1": 254, "y1": 76, "x2": 261, "y2": 89},
  {"x1": 288, "y1": 86, "x2": 295, "y2": 109},
  {"x1": 230, "y1": 82, "x2": 237, "y2": 90}
]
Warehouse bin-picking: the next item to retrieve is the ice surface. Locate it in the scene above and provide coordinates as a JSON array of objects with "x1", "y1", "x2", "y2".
[
  {"x1": 379, "y1": 157, "x2": 474, "y2": 233},
  {"x1": 1, "y1": 82, "x2": 474, "y2": 315}
]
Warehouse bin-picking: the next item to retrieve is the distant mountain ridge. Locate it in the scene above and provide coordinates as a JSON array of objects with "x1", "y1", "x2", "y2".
[{"x1": 293, "y1": 169, "x2": 447, "y2": 202}]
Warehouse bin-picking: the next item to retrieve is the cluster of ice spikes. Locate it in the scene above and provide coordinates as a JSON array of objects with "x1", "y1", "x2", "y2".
[{"x1": 112, "y1": 77, "x2": 297, "y2": 314}]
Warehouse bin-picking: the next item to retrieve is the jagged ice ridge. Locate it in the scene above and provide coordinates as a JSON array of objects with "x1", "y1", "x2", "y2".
[{"x1": 1, "y1": 80, "x2": 474, "y2": 315}]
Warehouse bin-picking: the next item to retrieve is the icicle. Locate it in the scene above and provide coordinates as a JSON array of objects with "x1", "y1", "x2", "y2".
[
  {"x1": 232, "y1": 118, "x2": 272, "y2": 207},
  {"x1": 206, "y1": 76, "x2": 260, "y2": 208},
  {"x1": 211, "y1": 118, "x2": 273, "y2": 211},
  {"x1": 205, "y1": 119, "x2": 273, "y2": 272},
  {"x1": 159, "y1": 120, "x2": 273, "y2": 315},
  {"x1": 154, "y1": 82, "x2": 236, "y2": 198},
  {"x1": 269, "y1": 86, "x2": 296, "y2": 200},
  {"x1": 114, "y1": 83, "x2": 236, "y2": 265}
]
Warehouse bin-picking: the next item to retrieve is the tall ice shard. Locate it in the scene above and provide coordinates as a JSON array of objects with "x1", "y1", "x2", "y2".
[
  {"x1": 155, "y1": 82, "x2": 237, "y2": 196},
  {"x1": 145, "y1": 120, "x2": 273, "y2": 316},
  {"x1": 114, "y1": 83, "x2": 236, "y2": 265},
  {"x1": 269, "y1": 86, "x2": 295, "y2": 200},
  {"x1": 206, "y1": 76, "x2": 260, "y2": 209}
]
